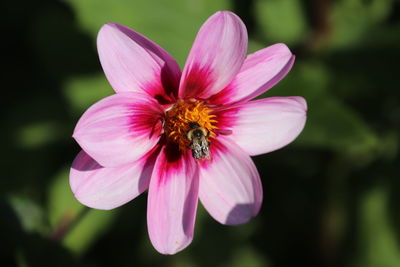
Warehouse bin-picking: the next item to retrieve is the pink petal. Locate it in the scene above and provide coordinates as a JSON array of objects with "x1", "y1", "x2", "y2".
[
  {"x1": 70, "y1": 149, "x2": 158, "y2": 210},
  {"x1": 179, "y1": 11, "x2": 247, "y2": 100},
  {"x1": 225, "y1": 96, "x2": 307, "y2": 156},
  {"x1": 147, "y1": 144, "x2": 199, "y2": 254},
  {"x1": 73, "y1": 92, "x2": 163, "y2": 167},
  {"x1": 199, "y1": 137, "x2": 262, "y2": 225},
  {"x1": 97, "y1": 23, "x2": 181, "y2": 103},
  {"x1": 209, "y1": 43, "x2": 295, "y2": 104}
]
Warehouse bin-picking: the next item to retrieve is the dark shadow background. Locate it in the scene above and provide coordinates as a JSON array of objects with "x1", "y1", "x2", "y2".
[{"x1": 2, "y1": 0, "x2": 400, "y2": 266}]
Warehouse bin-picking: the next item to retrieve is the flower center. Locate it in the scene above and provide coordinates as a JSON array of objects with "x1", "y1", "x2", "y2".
[{"x1": 164, "y1": 99, "x2": 218, "y2": 153}]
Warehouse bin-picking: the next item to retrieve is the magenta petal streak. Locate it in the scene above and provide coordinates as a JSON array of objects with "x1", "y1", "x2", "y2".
[
  {"x1": 97, "y1": 23, "x2": 181, "y2": 103},
  {"x1": 179, "y1": 11, "x2": 247, "y2": 99},
  {"x1": 73, "y1": 92, "x2": 163, "y2": 167},
  {"x1": 147, "y1": 144, "x2": 200, "y2": 254}
]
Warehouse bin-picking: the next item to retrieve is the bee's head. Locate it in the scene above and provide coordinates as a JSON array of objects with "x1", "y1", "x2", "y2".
[
  {"x1": 192, "y1": 129, "x2": 204, "y2": 138},
  {"x1": 188, "y1": 121, "x2": 200, "y2": 129}
]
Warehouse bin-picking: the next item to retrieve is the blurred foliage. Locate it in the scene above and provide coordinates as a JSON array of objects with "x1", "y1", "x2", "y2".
[
  {"x1": 256, "y1": 0, "x2": 309, "y2": 44},
  {"x1": 2, "y1": 0, "x2": 400, "y2": 266}
]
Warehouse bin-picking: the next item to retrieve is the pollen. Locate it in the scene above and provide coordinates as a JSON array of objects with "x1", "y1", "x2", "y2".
[{"x1": 164, "y1": 100, "x2": 218, "y2": 150}]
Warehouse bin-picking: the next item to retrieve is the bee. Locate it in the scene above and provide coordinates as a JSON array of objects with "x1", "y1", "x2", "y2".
[{"x1": 186, "y1": 121, "x2": 210, "y2": 159}]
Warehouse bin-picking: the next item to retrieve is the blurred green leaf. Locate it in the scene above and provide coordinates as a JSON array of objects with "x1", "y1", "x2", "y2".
[
  {"x1": 248, "y1": 39, "x2": 267, "y2": 54},
  {"x1": 329, "y1": 0, "x2": 393, "y2": 49},
  {"x1": 255, "y1": 0, "x2": 308, "y2": 45},
  {"x1": 15, "y1": 249, "x2": 29, "y2": 267},
  {"x1": 353, "y1": 186, "x2": 400, "y2": 267},
  {"x1": 300, "y1": 96, "x2": 378, "y2": 157},
  {"x1": 269, "y1": 61, "x2": 378, "y2": 157},
  {"x1": 63, "y1": 209, "x2": 117, "y2": 255},
  {"x1": 63, "y1": 74, "x2": 113, "y2": 115},
  {"x1": 47, "y1": 167, "x2": 84, "y2": 228},
  {"x1": 229, "y1": 247, "x2": 268, "y2": 267},
  {"x1": 8, "y1": 194, "x2": 46, "y2": 234},
  {"x1": 174, "y1": 256, "x2": 197, "y2": 267},
  {"x1": 16, "y1": 121, "x2": 66, "y2": 149},
  {"x1": 48, "y1": 167, "x2": 117, "y2": 255},
  {"x1": 67, "y1": 0, "x2": 230, "y2": 65}
]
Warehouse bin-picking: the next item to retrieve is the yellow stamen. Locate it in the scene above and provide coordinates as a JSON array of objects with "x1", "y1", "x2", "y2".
[{"x1": 164, "y1": 100, "x2": 218, "y2": 150}]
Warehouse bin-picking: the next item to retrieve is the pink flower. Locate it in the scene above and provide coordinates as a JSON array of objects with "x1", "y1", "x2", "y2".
[{"x1": 70, "y1": 11, "x2": 307, "y2": 254}]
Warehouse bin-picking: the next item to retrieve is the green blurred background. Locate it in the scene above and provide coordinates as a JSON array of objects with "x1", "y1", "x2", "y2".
[{"x1": 2, "y1": 0, "x2": 399, "y2": 266}]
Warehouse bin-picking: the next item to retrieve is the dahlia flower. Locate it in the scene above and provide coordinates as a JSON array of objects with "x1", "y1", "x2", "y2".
[{"x1": 70, "y1": 11, "x2": 307, "y2": 254}]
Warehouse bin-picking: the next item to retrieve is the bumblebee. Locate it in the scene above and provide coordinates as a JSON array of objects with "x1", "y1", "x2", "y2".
[{"x1": 186, "y1": 122, "x2": 210, "y2": 159}]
